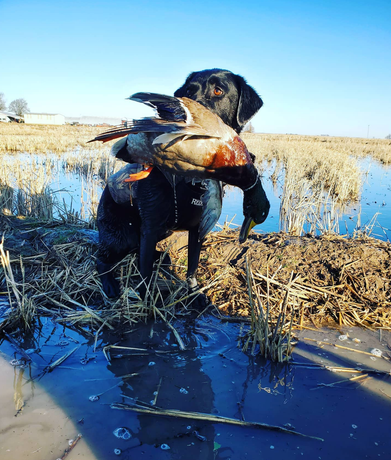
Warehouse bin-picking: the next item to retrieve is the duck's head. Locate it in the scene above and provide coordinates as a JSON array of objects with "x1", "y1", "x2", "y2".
[{"x1": 239, "y1": 176, "x2": 270, "y2": 243}]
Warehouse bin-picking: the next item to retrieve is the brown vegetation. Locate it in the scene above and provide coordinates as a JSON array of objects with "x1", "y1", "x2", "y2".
[
  {"x1": 0, "y1": 123, "x2": 109, "y2": 154},
  {"x1": 242, "y1": 133, "x2": 391, "y2": 165},
  {"x1": 1, "y1": 218, "x2": 390, "y2": 362}
]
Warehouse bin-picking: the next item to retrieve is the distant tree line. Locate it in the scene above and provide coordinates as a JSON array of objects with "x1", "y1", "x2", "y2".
[
  {"x1": 386, "y1": 134, "x2": 391, "y2": 140},
  {"x1": 0, "y1": 92, "x2": 30, "y2": 117}
]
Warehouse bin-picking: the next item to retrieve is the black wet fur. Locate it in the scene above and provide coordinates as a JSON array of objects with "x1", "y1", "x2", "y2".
[{"x1": 97, "y1": 69, "x2": 264, "y2": 300}]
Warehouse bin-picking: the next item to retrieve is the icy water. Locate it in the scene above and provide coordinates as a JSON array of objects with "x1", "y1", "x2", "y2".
[
  {"x1": 220, "y1": 159, "x2": 391, "y2": 241},
  {"x1": 4, "y1": 153, "x2": 390, "y2": 240},
  {"x1": 53, "y1": 156, "x2": 391, "y2": 241},
  {"x1": 1, "y1": 310, "x2": 391, "y2": 460}
]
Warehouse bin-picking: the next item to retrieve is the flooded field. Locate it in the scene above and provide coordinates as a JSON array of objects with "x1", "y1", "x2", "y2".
[
  {"x1": 1, "y1": 308, "x2": 391, "y2": 460},
  {"x1": 221, "y1": 158, "x2": 391, "y2": 241},
  {"x1": 1, "y1": 152, "x2": 390, "y2": 241}
]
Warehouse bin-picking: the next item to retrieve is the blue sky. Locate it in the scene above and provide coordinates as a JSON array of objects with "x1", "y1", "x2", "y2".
[{"x1": 1, "y1": 0, "x2": 390, "y2": 138}]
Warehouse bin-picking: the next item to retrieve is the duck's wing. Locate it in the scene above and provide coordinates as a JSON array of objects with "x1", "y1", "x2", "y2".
[
  {"x1": 88, "y1": 92, "x2": 219, "y2": 145},
  {"x1": 88, "y1": 118, "x2": 216, "y2": 145},
  {"x1": 129, "y1": 92, "x2": 189, "y2": 122},
  {"x1": 87, "y1": 118, "x2": 187, "y2": 143},
  {"x1": 199, "y1": 180, "x2": 223, "y2": 241}
]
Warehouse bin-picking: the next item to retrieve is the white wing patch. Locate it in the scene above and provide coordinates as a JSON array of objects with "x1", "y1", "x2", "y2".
[
  {"x1": 180, "y1": 99, "x2": 194, "y2": 124},
  {"x1": 152, "y1": 133, "x2": 183, "y2": 145}
]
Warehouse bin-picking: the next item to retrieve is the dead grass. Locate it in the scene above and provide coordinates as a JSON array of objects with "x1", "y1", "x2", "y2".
[
  {"x1": 242, "y1": 133, "x2": 391, "y2": 165},
  {"x1": 241, "y1": 133, "x2": 387, "y2": 235},
  {"x1": 0, "y1": 218, "x2": 211, "y2": 334},
  {"x1": 0, "y1": 123, "x2": 112, "y2": 154},
  {"x1": 192, "y1": 229, "x2": 391, "y2": 329}
]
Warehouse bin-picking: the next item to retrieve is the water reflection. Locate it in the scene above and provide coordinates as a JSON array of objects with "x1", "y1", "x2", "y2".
[
  {"x1": 103, "y1": 321, "x2": 216, "y2": 458},
  {"x1": 1, "y1": 315, "x2": 391, "y2": 459}
]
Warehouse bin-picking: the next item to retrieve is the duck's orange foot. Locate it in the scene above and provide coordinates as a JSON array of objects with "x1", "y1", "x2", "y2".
[{"x1": 124, "y1": 166, "x2": 154, "y2": 182}]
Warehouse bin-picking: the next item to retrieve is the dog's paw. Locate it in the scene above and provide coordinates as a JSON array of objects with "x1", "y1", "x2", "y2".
[
  {"x1": 97, "y1": 260, "x2": 121, "y2": 298},
  {"x1": 102, "y1": 274, "x2": 121, "y2": 298},
  {"x1": 187, "y1": 286, "x2": 209, "y2": 312}
]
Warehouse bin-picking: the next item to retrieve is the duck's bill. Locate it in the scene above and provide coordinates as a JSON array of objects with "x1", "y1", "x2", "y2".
[{"x1": 239, "y1": 216, "x2": 257, "y2": 243}]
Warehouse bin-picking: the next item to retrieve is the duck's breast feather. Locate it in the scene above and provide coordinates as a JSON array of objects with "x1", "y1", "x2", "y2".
[{"x1": 204, "y1": 136, "x2": 252, "y2": 169}]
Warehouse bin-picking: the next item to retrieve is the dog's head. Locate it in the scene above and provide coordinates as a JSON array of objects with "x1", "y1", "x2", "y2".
[{"x1": 174, "y1": 69, "x2": 263, "y2": 133}]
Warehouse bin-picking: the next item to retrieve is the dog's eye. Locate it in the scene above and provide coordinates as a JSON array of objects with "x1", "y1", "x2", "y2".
[{"x1": 214, "y1": 88, "x2": 223, "y2": 96}]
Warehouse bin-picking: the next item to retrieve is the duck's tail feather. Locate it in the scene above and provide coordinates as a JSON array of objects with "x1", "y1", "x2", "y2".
[
  {"x1": 129, "y1": 92, "x2": 188, "y2": 122},
  {"x1": 88, "y1": 118, "x2": 216, "y2": 144}
]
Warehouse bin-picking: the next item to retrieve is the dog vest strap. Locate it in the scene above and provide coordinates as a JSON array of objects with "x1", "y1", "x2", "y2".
[{"x1": 242, "y1": 176, "x2": 258, "y2": 192}]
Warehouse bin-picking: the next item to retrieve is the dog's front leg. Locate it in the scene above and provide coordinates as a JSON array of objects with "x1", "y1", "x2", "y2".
[
  {"x1": 187, "y1": 228, "x2": 204, "y2": 290},
  {"x1": 186, "y1": 228, "x2": 208, "y2": 309}
]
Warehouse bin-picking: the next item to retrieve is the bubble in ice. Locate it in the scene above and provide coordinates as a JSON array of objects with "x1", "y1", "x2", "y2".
[{"x1": 113, "y1": 427, "x2": 131, "y2": 440}]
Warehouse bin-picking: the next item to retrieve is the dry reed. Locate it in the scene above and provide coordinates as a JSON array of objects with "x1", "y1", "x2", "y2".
[
  {"x1": 0, "y1": 150, "x2": 123, "y2": 223},
  {"x1": 0, "y1": 220, "x2": 213, "y2": 342},
  {"x1": 111, "y1": 402, "x2": 324, "y2": 441},
  {"x1": 241, "y1": 133, "x2": 387, "y2": 235},
  {"x1": 242, "y1": 133, "x2": 391, "y2": 165},
  {"x1": 0, "y1": 123, "x2": 111, "y2": 154}
]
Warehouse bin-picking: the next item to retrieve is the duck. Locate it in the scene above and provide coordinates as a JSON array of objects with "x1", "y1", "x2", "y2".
[{"x1": 89, "y1": 92, "x2": 270, "y2": 243}]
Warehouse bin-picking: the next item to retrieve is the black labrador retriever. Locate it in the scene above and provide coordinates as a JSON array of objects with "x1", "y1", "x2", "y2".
[{"x1": 97, "y1": 69, "x2": 264, "y2": 299}]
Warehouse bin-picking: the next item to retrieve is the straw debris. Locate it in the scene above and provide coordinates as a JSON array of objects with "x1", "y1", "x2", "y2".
[
  {"x1": 168, "y1": 228, "x2": 391, "y2": 331},
  {"x1": 1, "y1": 216, "x2": 390, "y2": 362}
]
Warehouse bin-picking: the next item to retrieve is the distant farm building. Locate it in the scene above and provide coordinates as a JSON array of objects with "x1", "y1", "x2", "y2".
[
  {"x1": 24, "y1": 113, "x2": 65, "y2": 125},
  {"x1": 0, "y1": 111, "x2": 22, "y2": 122},
  {"x1": 65, "y1": 116, "x2": 121, "y2": 126}
]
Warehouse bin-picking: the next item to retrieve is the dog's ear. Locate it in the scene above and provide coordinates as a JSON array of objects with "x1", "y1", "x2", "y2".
[
  {"x1": 174, "y1": 72, "x2": 195, "y2": 97},
  {"x1": 235, "y1": 75, "x2": 263, "y2": 133}
]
